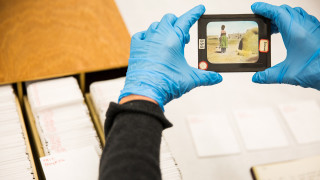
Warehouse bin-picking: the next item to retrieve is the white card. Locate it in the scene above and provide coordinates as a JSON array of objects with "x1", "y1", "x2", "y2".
[
  {"x1": 27, "y1": 77, "x2": 84, "y2": 111},
  {"x1": 234, "y1": 107, "x2": 288, "y2": 150},
  {"x1": 279, "y1": 101, "x2": 320, "y2": 144},
  {"x1": 40, "y1": 146, "x2": 100, "y2": 180},
  {"x1": 187, "y1": 113, "x2": 240, "y2": 157},
  {"x1": 90, "y1": 77, "x2": 125, "y2": 126}
]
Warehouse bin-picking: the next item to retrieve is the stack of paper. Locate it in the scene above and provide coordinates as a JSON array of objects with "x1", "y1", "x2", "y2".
[
  {"x1": 90, "y1": 78, "x2": 182, "y2": 180},
  {"x1": 90, "y1": 77, "x2": 125, "y2": 125},
  {"x1": 160, "y1": 138, "x2": 182, "y2": 179},
  {"x1": 27, "y1": 77, "x2": 102, "y2": 155},
  {"x1": 0, "y1": 85, "x2": 35, "y2": 179}
]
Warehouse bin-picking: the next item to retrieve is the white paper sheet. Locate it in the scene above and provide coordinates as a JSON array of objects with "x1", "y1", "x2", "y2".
[
  {"x1": 234, "y1": 107, "x2": 288, "y2": 150},
  {"x1": 40, "y1": 146, "x2": 100, "y2": 180},
  {"x1": 187, "y1": 113, "x2": 240, "y2": 157},
  {"x1": 279, "y1": 101, "x2": 320, "y2": 144}
]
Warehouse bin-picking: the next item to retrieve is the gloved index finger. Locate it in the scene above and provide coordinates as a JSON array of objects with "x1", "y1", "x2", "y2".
[
  {"x1": 251, "y1": 2, "x2": 291, "y2": 35},
  {"x1": 174, "y1": 5, "x2": 206, "y2": 44},
  {"x1": 251, "y1": 2, "x2": 282, "y2": 21}
]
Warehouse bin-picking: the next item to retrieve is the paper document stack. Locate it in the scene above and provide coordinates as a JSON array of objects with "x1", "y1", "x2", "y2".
[
  {"x1": 90, "y1": 77, "x2": 125, "y2": 125},
  {"x1": 160, "y1": 138, "x2": 182, "y2": 180},
  {"x1": 90, "y1": 78, "x2": 182, "y2": 180},
  {"x1": 27, "y1": 77, "x2": 102, "y2": 156},
  {"x1": 0, "y1": 85, "x2": 35, "y2": 179}
]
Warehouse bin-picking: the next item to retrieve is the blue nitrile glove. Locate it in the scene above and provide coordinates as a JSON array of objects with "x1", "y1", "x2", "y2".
[
  {"x1": 251, "y1": 2, "x2": 320, "y2": 90},
  {"x1": 119, "y1": 5, "x2": 222, "y2": 111}
]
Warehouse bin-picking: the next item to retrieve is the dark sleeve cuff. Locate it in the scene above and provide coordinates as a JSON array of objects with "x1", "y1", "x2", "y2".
[{"x1": 104, "y1": 100, "x2": 172, "y2": 136}]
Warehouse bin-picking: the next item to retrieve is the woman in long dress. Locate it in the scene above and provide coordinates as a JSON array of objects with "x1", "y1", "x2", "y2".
[{"x1": 220, "y1": 25, "x2": 228, "y2": 53}]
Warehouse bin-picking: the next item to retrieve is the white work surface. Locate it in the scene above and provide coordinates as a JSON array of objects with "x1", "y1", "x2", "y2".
[{"x1": 114, "y1": 0, "x2": 320, "y2": 179}]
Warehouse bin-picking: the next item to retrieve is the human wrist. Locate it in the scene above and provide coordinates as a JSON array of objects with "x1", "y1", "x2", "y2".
[
  {"x1": 119, "y1": 94, "x2": 158, "y2": 105},
  {"x1": 118, "y1": 78, "x2": 167, "y2": 111}
]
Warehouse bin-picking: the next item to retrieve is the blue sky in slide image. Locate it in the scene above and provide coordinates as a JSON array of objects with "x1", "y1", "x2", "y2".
[{"x1": 207, "y1": 21, "x2": 258, "y2": 36}]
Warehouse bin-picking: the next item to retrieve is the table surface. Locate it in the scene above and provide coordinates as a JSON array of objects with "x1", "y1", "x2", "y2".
[{"x1": 114, "y1": 0, "x2": 320, "y2": 179}]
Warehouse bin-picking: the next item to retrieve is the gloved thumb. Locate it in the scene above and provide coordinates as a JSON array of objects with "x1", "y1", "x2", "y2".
[
  {"x1": 252, "y1": 62, "x2": 285, "y2": 84},
  {"x1": 192, "y1": 67, "x2": 223, "y2": 86}
]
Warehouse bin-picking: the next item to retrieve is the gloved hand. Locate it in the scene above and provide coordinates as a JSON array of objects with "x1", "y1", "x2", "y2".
[
  {"x1": 119, "y1": 5, "x2": 222, "y2": 110},
  {"x1": 251, "y1": 2, "x2": 320, "y2": 90}
]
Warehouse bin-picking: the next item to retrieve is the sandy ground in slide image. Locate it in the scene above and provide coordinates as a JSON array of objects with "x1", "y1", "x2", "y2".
[{"x1": 207, "y1": 38, "x2": 258, "y2": 63}]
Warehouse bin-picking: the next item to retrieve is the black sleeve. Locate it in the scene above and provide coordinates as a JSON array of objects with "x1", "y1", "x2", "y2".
[{"x1": 99, "y1": 100, "x2": 172, "y2": 180}]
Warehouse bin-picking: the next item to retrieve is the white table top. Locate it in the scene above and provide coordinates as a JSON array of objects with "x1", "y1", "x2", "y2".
[{"x1": 115, "y1": 0, "x2": 320, "y2": 179}]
